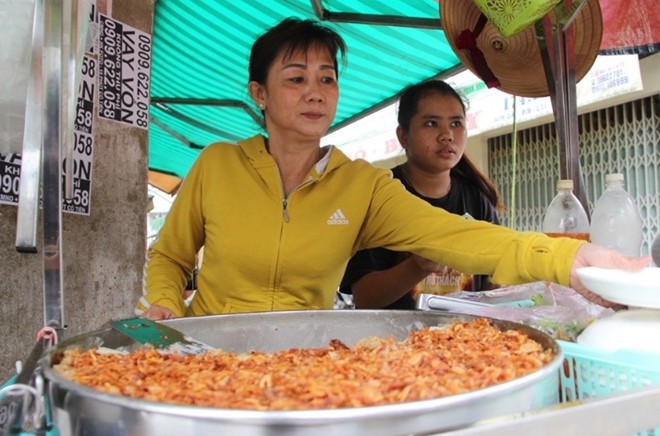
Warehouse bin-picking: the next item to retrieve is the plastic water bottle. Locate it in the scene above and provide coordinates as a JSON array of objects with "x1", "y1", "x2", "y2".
[
  {"x1": 542, "y1": 179, "x2": 590, "y2": 241},
  {"x1": 590, "y1": 173, "x2": 643, "y2": 256}
]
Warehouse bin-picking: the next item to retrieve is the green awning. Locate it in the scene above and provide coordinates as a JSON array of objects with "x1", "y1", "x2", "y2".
[{"x1": 148, "y1": 0, "x2": 464, "y2": 179}]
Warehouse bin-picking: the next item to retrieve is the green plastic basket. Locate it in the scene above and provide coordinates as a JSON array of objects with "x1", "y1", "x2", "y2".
[
  {"x1": 559, "y1": 341, "x2": 660, "y2": 435},
  {"x1": 473, "y1": 0, "x2": 563, "y2": 37}
]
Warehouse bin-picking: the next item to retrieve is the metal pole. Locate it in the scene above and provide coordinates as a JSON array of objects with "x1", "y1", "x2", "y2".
[
  {"x1": 536, "y1": 1, "x2": 591, "y2": 218},
  {"x1": 43, "y1": 0, "x2": 65, "y2": 334},
  {"x1": 15, "y1": 0, "x2": 44, "y2": 253}
]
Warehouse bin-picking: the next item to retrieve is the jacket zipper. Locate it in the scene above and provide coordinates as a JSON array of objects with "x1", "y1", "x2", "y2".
[
  {"x1": 282, "y1": 198, "x2": 289, "y2": 223},
  {"x1": 281, "y1": 177, "x2": 315, "y2": 223},
  {"x1": 273, "y1": 178, "x2": 315, "y2": 307}
]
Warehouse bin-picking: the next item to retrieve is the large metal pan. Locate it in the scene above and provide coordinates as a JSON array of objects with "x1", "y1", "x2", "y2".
[{"x1": 40, "y1": 310, "x2": 563, "y2": 436}]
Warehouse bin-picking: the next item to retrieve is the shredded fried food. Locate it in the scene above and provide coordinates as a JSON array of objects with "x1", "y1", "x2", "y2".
[{"x1": 53, "y1": 318, "x2": 553, "y2": 410}]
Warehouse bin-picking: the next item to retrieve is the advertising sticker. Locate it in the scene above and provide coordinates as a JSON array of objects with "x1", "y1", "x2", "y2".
[{"x1": 98, "y1": 13, "x2": 152, "y2": 129}]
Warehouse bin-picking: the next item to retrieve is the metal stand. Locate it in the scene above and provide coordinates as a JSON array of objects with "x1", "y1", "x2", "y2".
[{"x1": 537, "y1": 0, "x2": 591, "y2": 217}]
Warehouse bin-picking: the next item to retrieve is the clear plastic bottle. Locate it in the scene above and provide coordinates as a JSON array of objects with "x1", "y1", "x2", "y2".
[
  {"x1": 590, "y1": 173, "x2": 643, "y2": 256},
  {"x1": 542, "y1": 179, "x2": 590, "y2": 241}
]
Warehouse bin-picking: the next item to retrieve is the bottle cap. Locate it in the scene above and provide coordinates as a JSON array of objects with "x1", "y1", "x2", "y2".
[
  {"x1": 605, "y1": 173, "x2": 624, "y2": 183},
  {"x1": 557, "y1": 179, "x2": 574, "y2": 190}
]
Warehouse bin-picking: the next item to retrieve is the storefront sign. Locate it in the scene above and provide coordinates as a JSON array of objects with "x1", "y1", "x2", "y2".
[
  {"x1": 453, "y1": 55, "x2": 644, "y2": 135},
  {"x1": 98, "y1": 14, "x2": 152, "y2": 129},
  {"x1": 326, "y1": 55, "x2": 644, "y2": 164}
]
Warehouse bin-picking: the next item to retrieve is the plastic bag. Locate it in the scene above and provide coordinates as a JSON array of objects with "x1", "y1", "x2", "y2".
[{"x1": 445, "y1": 282, "x2": 616, "y2": 341}]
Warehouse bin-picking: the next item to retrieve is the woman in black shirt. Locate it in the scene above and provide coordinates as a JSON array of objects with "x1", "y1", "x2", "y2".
[{"x1": 340, "y1": 80, "x2": 502, "y2": 309}]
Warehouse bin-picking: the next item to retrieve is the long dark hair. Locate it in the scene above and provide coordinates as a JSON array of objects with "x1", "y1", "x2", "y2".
[
  {"x1": 249, "y1": 18, "x2": 347, "y2": 85},
  {"x1": 397, "y1": 80, "x2": 503, "y2": 210}
]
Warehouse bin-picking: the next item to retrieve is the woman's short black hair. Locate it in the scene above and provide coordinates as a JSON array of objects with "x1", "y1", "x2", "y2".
[{"x1": 249, "y1": 18, "x2": 347, "y2": 84}]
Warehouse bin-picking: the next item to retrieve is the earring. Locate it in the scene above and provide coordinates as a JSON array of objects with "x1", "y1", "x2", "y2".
[{"x1": 259, "y1": 104, "x2": 264, "y2": 110}]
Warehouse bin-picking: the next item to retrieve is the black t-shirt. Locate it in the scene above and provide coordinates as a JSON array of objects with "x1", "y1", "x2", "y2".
[{"x1": 339, "y1": 164, "x2": 500, "y2": 310}]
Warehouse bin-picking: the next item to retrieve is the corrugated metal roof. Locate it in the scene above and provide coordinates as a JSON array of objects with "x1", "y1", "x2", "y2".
[{"x1": 148, "y1": 0, "x2": 463, "y2": 179}]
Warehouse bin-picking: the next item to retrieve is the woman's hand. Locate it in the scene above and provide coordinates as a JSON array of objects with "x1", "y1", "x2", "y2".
[
  {"x1": 142, "y1": 304, "x2": 178, "y2": 321},
  {"x1": 570, "y1": 243, "x2": 651, "y2": 307}
]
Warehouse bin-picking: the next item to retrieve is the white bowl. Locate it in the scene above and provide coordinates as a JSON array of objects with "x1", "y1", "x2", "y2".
[
  {"x1": 576, "y1": 267, "x2": 660, "y2": 309},
  {"x1": 577, "y1": 309, "x2": 660, "y2": 353}
]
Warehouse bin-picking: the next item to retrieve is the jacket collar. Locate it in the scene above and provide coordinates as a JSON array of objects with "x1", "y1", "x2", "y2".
[{"x1": 238, "y1": 134, "x2": 352, "y2": 179}]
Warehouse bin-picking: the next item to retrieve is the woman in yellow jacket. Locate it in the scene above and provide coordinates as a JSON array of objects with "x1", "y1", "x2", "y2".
[{"x1": 136, "y1": 18, "x2": 647, "y2": 320}]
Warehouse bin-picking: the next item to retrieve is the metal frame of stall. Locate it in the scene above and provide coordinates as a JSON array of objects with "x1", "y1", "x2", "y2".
[
  {"x1": 15, "y1": 0, "x2": 87, "y2": 337},
  {"x1": 3, "y1": 0, "x2": 88, "y2": 432},
  {"x1": 4, "y1": 0, "x2": 659, "y2": 433}
]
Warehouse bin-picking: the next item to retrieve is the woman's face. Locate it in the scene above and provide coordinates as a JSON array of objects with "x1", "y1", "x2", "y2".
[
  {"x1": 250, "y1": 45, "x2": 339, "y2": 143},
  {"x1": 397, "y1": 93, "x2": 467, "y2": 174}
]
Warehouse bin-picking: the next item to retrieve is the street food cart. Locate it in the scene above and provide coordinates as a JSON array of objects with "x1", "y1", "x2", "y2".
[{"x1": 1, "y1": 0, "x2": 659, "y2": 434}]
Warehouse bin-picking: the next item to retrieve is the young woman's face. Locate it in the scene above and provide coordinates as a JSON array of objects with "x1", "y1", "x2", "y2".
[
  {"x1": 251, "y1": 45, "x2": 339, "y2": 143},
  {"x1": 398, "y1": 93, "x2": 467, "y2": 174}
]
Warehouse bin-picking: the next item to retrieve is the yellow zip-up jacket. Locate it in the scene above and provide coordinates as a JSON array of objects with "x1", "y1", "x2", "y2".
[{"x1": 137, "y1": 135, "x2": 584, "y2": 317}]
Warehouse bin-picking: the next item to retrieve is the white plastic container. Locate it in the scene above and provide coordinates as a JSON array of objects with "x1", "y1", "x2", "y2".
[
  {"x1": 590, "y1": 173, "x2": 643, "y2": 257},
  {"x1": 542, "y1": 179, "x2": 590, "y2": 241}
]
